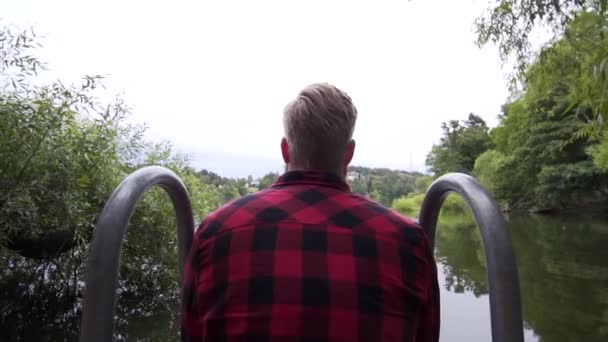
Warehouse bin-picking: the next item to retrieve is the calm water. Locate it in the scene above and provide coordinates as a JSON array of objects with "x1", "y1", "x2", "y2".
[
  {"x1": 436, "y1": 213, "x2": 608, "y2": 342},
  {"x1": 3, "y1": 214, "x2": 608, "y2": 341}
]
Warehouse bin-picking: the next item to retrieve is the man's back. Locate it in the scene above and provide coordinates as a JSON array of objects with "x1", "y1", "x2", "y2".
[{"x1": 182, "y1": 171, "x2": 439, "y2": 341}]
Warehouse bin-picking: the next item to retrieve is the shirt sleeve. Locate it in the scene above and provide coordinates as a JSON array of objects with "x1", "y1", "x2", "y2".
[
  {"x1": 180, "y1": 224, "x2": 204, "y2": 342},
  {"x1": 415, "y1": 234, "x2": 440, "y2": 342}
]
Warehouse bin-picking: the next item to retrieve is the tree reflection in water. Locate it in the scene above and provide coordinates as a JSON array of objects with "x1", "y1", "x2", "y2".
[
  {"x1": 0, "y1": 248, "x2": 181, "y2": 341},
  {"x1": 435, "y1": 214, "x2": 487, "y2": 297},
  {"x1": 435, "y1": 213, "x2": 608, "y2": 342}
]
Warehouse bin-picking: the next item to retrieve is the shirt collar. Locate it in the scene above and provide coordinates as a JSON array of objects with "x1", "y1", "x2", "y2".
[{"x1": 272, "y1": 171, "x2": 350, "y2": 191}]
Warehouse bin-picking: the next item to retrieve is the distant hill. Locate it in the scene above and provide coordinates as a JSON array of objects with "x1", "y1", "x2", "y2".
[
  {"x1": 193, "y1": 164, "x2": 427, "y2": 207},
  {"x1": 346, "y1": 166, "x2": 425, "y2": 206},
  {"x1": 348, "y1": 165, "x2": 423, "y2": 178}
]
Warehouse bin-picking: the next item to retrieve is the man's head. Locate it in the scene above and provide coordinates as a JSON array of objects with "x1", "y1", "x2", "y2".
[{"x1": 281, "y1": 83, "x2": 358, "y2": 177}]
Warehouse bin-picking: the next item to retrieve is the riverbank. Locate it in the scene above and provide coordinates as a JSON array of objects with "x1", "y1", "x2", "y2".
[
  {"x1": 392, "y1": 192, "x2": 608, "y2": 219},
  {"x1": 392, "y1": 193, "x2": 470, "y2": 217}
]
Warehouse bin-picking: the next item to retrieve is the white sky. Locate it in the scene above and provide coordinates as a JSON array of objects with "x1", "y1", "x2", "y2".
[{"x1": 3, "y1": 0, "x2": 509, "y2": 177}]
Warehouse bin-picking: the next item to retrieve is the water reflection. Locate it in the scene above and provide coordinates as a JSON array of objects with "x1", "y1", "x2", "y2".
[
  {"x1": 0, "y1": 250, "x2": 180, "y2": 341},
  {"x1": 435, "y1": 213, "x2": 608, "y2": 342}
]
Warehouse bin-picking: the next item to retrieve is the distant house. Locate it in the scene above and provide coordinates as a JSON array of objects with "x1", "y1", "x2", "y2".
[{"x1": 346, "y1": 171, "x2": 360, "y2": 182}]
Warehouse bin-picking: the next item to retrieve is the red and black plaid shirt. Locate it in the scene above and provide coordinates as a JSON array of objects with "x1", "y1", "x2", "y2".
[{"x1": 181, "y1": 171, "x2": 439, "y2": 341}]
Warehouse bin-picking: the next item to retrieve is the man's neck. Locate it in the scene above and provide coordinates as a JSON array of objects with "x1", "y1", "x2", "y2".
[{"x1": 285, "y1": 164, "x2": 346, "y2": 181}]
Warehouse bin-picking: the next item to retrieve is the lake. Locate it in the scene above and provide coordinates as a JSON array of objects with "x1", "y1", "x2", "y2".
[
  {"x1": 436, "y1": 213, "x2": 608, "y2": 342},
  {"x1": 3, "y1": 214, "x2": 608, "y2": 341}
]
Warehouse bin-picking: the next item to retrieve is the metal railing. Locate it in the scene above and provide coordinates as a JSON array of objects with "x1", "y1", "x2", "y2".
[
  {"x1": 79, "y1": 166, "x2": 195, "y2": 342},
  {"x1": 419, "y1": 173, "x2": 524, "y2": 342},
  {"x1": 79, "y1": 168, "x2": 523, "y2": 342}
]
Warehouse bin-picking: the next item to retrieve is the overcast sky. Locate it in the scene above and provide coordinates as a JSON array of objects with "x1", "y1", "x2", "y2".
[{"x1": 4, "y1": 0, "x2": 509, "y2": 177}]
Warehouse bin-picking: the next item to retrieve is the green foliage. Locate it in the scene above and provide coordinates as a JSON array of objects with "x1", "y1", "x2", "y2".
[
  {"x1": 347, "y1": 166, "x2": 419, "y2": 206},
  {"x1": 258, "y1": 172, "x2": 279, "y2": 189},
  {"x1": 425, "y1": 113, "x2": 493, "y2": 177},
  {"x1": 588, "y1": 133, "x2": 608, "y2": 169},
  {"x1": 0, "y1": 26, "x2": 144, "y2": 252},
  {"x1": 441, "y1": 195, "x2": 469, "y2": 215},
  {"x1": 0, "y1": 25, "x2": 221, "y2": 338},
  {"x1": 477, "y1": 4, "x2": 608, "y2": 174},
  {"x1": 194, "y1": 169, "x2": 257, "y2": 205},
  {"x1": 392, "y1": 193, "x2": 468, "y2": 217},
  {"x1": 475, "y1": 0, "x2": 608, "y2": 86},
  {"x1": 120, "y1": 143, "x2": 219, "y2": 310},
  {"x1": 526, "y1": 11, "x2": 608, "y2": 144},
  {"x1": 470, "y1": 12, "x2": 608, "y2": 211},
  {"x1": 133, "y1": 142, "x2": 220, "y2": 224},
  {"x1": 476, "y1": 95, "x2": 606, "y2": 209},
  {"x1": 473, "y1": 150, "x2": 508, "y2": 197},
  {"x1": 534, "y1": 161, "x2": 603, "y2": 208},
  {"x1": 414, "y1": 175, "x2": 433, "y2": 193},
  {"x1": 392, "y1": 193, "x2": 425, "y2": 217},
  {"x1": 195, "y1": 169, "x2": 225, "y2": 186},
  {"x1": 218, "y1": 184, "x2": 241, "y2": 204}
]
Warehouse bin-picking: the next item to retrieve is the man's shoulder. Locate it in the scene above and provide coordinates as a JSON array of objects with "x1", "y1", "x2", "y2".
[
  {"x1": 346, "y1": 192, "x2": 419, "y2": 226},
  {"x1": 195, "y1": 188, "x2": 279, "y2": 239},
  {"x1": 343, "y1": 192, "x2": 428, "y2": 242}
]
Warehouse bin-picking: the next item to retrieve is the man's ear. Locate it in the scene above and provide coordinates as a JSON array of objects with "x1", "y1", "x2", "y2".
[
  {"x1": 281, "y1": 137, "x2": 290, "y2": 164},
  {"x1": 344, "y1": 139, "x2": 355, "y2": 166}
]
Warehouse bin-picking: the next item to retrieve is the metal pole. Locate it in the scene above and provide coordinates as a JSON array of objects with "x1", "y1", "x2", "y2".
[
  {"x1": 79, "y1": 166, "x2": 194, "y2": 342},
  {"x1": 418, "y1": 173, "x2": 524, "y2": 342}
]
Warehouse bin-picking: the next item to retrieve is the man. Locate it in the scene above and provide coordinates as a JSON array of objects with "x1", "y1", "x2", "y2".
[{"x1": 181, "y1": 83, "x2": 439, "y2": 341}]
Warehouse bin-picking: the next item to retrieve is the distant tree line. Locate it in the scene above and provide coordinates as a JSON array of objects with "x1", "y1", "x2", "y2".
[
  {"x1": 346, "y1": 166, "x2": 423, "y2": 207},
  {"x1": 195, "y1": 166, "x2": 427, "y2": 210}
]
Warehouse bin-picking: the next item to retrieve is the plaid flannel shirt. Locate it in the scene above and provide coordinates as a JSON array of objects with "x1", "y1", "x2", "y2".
[{"x1": 182, "y1": 171, "x2": 439, "y2": 342}]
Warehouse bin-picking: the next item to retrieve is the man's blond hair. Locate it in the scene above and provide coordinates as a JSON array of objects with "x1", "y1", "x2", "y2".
[{"x1": 283, "y1": 83, "x2": 358, "y2": 171}]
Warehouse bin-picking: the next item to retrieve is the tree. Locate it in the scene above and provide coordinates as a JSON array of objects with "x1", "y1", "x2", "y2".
[
  {"x1": 0, "y1": 26, "x2": 143, "y2": 257},
  {"x1": 473, "y1": 150, "x2": 516, "y2": 204},
  {"x1": 476, "y1": 92, "x2": 606, "y2": 209},
  {"x1": 219, "y1": 184, "x2": 240, "y2": 204},
  {"x1": 475, "y1": 0, "x2": 608, "y2": 85},
  {"x1": 476, "y1": 4, "x2": 608, "y2": 171},
  {"x1": 258, "y1": 172, "x2": 279, "y2": 189},
  {"x1": 0, "y1": 25, "x2": 222, "y2": 339},
  {"x1": 345, "y1": 166, "x2": 418, "y2": 206},
  {"x1": 372, "y1": 171, "x2": 416, "y2": 206},
  {"x1": 474, "y1": 11, "x2": 608, "y2": 210},
  {"x1": 196, "y1": 169, "x2": 225, "y2": 186},
  {"x1": 350, "y1": 178, "x2": 368, "y2": 195},
  {"x1": 414, "y1": 175, "x2": 433, "y2": 193},
  {"x1": 425, "y1": 113, "x2": 493, "y2": 176}
]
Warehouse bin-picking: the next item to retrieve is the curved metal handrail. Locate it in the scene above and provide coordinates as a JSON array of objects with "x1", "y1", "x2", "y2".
[
  {"x1": 79, "y1": 166, "x2": 195, "y2": 342},
  {"x1": 418, "y1": 173, "x2": 524, "y2": 342}
]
